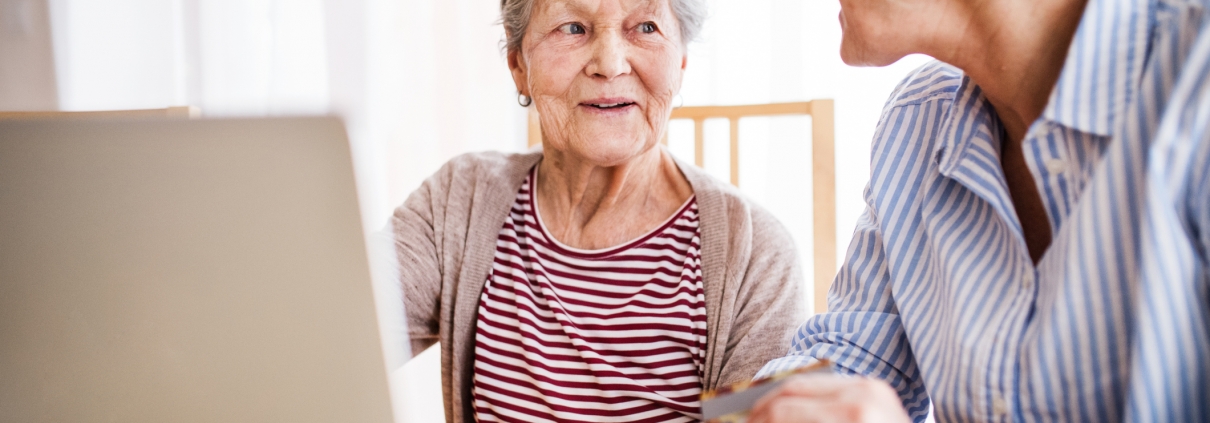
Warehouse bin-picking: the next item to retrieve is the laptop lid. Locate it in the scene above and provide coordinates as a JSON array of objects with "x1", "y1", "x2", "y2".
[{"x1": 0, "y1": 117, "x2": 395, "y2": 422}]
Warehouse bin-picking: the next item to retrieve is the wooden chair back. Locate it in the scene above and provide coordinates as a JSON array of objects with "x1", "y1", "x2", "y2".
[
  {"x1": 528, "y1": 100, "x2": 836, "y2": 313},
  {"x1": 0, "y1": 106, "x2": 200, "y2": 120}
]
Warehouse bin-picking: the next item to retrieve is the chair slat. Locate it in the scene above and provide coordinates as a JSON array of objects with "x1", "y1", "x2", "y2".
[
  {"x1": 809, "y1": 100, "x2": 836, "y2": 314},
  {"x1": 729, "y1": 117, "x2": 740, "y2": 186},
  {"x1": 693, "y1": 119, "x2": 705, "y2": 167}
]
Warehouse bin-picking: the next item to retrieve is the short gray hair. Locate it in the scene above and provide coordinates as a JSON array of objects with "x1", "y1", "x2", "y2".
[{"x1": 500, "y1": 0, "x2": 706, "y2": 54}]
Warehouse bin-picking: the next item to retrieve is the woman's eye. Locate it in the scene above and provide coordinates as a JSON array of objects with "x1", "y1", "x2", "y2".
[
  {"x1": 638, "y1": 22, "x2": 657, "y2": 33},
  {"x1": 559, "y1": 23, "x2": 586, "y2": 35}
]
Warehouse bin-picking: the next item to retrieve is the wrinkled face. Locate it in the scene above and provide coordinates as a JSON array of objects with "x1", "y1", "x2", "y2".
[
  {"x1": 838, "y1": 0, "x2": 948, "y2": 66},
  {"x1": 510, "y1": 0, "x2": 686, "y2": 166}
]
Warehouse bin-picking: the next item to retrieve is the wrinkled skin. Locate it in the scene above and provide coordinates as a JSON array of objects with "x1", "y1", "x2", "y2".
[
  {"x1": 505, "y1": 0, "x2": 694, "y2": 250},
  {"x1": 510, "y1": 0, "x2": 685, "y2": 166}
]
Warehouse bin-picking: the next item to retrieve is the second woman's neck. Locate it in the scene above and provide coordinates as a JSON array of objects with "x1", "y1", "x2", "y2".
[{"x1": 931, "y1": 0, "x2": 1087, "y2": 143}]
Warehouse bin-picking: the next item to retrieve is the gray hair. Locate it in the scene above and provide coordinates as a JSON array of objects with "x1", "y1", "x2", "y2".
[{"x1": 500, "y1": 0, "x2": 706, "y2": 54}]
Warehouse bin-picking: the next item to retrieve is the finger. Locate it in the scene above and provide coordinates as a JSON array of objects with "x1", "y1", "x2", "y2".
[
  {"x1": 751, "y1": 374, "x2": 851, "y2": 413},
  {"x1": 835, "y1": 376, "x2": 901, "y2": 405},
  {"x1": 748, "y1": 396, "x2": 849, "y2": 423},
  {"x1": 774, "y1": 373, "x2": 858, "y2": 396}
]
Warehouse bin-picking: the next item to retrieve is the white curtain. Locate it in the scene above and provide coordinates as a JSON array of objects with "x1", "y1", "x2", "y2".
[
  {"x1": 44, "y1": 0, "x2": 527, "y2": 235},
  {"x1": 31, "y1": 0, "x2": 930, "y2": 420},
  {"x1": 39, "y1": 0, "x2": 931, "y2": 295}
]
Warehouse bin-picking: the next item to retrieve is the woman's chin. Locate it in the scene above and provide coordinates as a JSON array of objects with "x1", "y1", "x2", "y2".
[{"x1": 566, "y1": 138, "x2": 656, "y2": 167}]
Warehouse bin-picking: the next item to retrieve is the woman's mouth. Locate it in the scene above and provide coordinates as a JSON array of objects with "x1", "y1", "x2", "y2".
[
  {"x1": 587, "y1": 102, "x2": 635, "y2": 109},
  {"x1": 580, "y1": 98, "x2": 637, "y2": 113}
]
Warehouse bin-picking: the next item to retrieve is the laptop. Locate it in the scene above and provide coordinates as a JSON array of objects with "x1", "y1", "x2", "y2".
[{"x1": 0, "y1": 118, "x2": 398, "y2": 422}]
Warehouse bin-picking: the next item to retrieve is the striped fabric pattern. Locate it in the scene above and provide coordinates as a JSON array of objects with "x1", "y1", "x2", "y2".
[
  {"x1": 471, "y1": 168, "x2": 708, "y2": 423},
  {"x1": 1131, "y1": 7, "x2": 1210, "y2": 421},
  {"x1": 760, "y1": 0, "x2": 1210, "y2": 421}
]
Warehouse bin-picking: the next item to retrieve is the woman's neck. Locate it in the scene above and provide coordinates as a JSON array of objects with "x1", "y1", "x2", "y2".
[
  {"x1": 928, "y1": 0, "x2": 1087, "y2": 143},
  {"x1": 536, "y1": 145, "x2": 693, "y2": 250},
  {"x1": 922, "y1": 0, "x2": 1087, "y2": 263}
]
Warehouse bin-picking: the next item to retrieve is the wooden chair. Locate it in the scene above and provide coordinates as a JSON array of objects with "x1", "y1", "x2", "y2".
[
  {"x1": 0, "y1": 106, "x2": 200, "y2": 120},
  {"x1": 528, "y1": 100, "x2": 836, "y2": 313}
]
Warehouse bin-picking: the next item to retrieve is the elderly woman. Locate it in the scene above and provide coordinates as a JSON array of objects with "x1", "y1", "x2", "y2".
[{"x1": 391, "y1": 0, "x2": 805, "y2": 421}]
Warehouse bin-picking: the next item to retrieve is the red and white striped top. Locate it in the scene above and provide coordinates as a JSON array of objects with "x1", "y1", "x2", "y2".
[{"x1": 471, "y1": 167, "x2": 708, "y2": 423}]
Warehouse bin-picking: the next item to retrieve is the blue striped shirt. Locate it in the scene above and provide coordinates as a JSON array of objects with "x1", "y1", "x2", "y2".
[{"x1": 760, "y1": 0, "x2": 1210, "y2": 421}]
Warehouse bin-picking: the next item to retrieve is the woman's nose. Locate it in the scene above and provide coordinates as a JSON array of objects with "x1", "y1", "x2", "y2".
[{"x1": 586, "y1": 30, "x2": 631, "y2": 80}]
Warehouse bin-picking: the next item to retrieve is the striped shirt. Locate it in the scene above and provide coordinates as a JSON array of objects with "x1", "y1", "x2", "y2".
[
  {"x1": 471, "y1": 168, "x2": 708, "y2": 423},
  {"x1": 760, "y1": 0, "x2": 1210, "y2": 421}
]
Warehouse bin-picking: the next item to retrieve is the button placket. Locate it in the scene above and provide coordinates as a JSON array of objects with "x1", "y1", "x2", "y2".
[
  {"x1": 1044, "y1": 158, "x2": 1067, "y2": 174},
  {"x1": 992, "y1": 395, "x2": 1010, "y2": 417}
]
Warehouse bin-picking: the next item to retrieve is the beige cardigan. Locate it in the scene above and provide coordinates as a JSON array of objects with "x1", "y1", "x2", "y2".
[{"x1": 390, "y1": 150, "x2": 806, "y2": 422}]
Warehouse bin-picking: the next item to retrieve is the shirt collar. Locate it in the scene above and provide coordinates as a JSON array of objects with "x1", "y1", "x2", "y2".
[
  {"x1": 1040, "y1": 0, "x2": 1153, "y2": 136},
  {"x1": 933, "y1": 0, "x2": 1152, "y2": 167},
  {"x1": 934, "y1": 74, "x2": 999, "y2": 175},
  {"x1": 932, "y1": 76, "x2": 1025, "y2": 236}
]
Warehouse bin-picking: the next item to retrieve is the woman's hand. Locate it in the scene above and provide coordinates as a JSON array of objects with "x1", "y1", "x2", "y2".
[{"x1": 746, "y1": 373, "x2": 912, "y2": 423}]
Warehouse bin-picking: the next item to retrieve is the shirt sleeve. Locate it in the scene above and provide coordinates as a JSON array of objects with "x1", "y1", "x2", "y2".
[
  {"x1": 756, "y1": 66, "x2": 947, "y2": 420},
  {"x1": 756, "y1": 61, "x2": 966, "y2": 421},
  {"x1": 757, "y1": 197, "x2": 930, "y2": 421}
]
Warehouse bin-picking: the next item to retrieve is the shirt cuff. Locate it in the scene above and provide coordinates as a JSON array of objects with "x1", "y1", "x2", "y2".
[{"x1": 753, "y1": 355, "x2": 820, "y2": 379}]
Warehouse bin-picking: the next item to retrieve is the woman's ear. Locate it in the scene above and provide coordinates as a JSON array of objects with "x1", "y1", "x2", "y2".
[
  {"x1": 673, "y1": 54, "x2": 687, "y2": 93},
  {"x1": 508, "y1": 46, "x2": 528, "y2": 96}
]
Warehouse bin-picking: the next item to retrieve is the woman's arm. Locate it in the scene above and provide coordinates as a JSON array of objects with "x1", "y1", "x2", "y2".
[
  {"x1": 384, "y1": 169, "x2": 449, "y2": 356},
  {"x1": 716, "y1": 207, "x2": 809, "y2": 386}
]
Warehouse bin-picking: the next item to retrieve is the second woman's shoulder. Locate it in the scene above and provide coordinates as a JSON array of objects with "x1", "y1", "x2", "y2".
[{"x1": 883, "y1": 60, "x2": 965, "y2": 109}]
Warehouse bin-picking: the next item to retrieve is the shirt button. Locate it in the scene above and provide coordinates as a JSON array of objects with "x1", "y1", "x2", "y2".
[
  {"x1": 1045, "y1": 159, "x2": 1067, "y2": 174},
  {"x1": 1022, "y1": 274, "x2": 1034, "y2": 290},
  {"x1": 993, "y1": 396, "x2": 1009, "y2": 416}
]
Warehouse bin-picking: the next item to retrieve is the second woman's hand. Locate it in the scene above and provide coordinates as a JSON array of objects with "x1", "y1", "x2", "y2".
[{"x1": 746, "y1": 373, "x2": 911, "y2": 423}]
